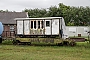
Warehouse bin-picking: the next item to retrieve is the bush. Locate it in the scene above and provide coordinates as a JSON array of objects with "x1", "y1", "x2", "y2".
[{"x1": 2, "y1": 40, "x2": 13, "y2": 45}]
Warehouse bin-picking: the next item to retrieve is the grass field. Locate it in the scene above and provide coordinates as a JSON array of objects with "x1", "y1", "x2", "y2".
[{"x1": 0, "y1": 41, "x2": 90, "y2": 60}]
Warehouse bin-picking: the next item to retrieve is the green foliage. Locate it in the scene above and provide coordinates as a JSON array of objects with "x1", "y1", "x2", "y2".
[
  {"x1": 2, "y1": 40, "x2": 13, "y2": 45},
  {"x1": 23, "y1": 8, "x2": 47, "y2": 18},
  {"x1": 23, "y1": 3, "x2": 90, "y2": 26},
  {"x1": 0, "y1": 10, "x2": 15, "y2": 12},
  {"x1": 1, "y1": 3, "x2": 90, "y2": 26}
]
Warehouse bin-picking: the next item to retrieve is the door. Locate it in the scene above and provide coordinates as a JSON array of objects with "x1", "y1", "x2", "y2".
[
  {"x1": 37, "y1": 20, "x2": 44, "y2": 35},
  {"x1": 24, "y1": 20, "x2": 30, "y2": 35},
  {"x1": 30, "y1": 20, "x2": 35, "y2": 35},
  {"x1": 52, "y1": 19, "x2": 59, "y2": 35},
  {"x1": 45, "y1": 20, "x2": 51, "y2": 35},
  {"x1": 17, "y1": 21, "x2": 23, "y2": 35}
]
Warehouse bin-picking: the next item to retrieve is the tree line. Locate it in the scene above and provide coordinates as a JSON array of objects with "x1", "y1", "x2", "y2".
[{"x1": 0, "y1": 3, "x2": 90, "y2": 26}]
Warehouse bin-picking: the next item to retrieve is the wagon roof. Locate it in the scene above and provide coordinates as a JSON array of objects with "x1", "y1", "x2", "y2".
[{"x1": 14, "y1": 17, "x2": 63, "y2": 20}]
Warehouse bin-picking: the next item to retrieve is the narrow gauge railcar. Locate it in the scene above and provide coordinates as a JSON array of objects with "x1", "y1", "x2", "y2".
[{"x1": 13, "y1": 17, "x2": 68, "y2": 45}]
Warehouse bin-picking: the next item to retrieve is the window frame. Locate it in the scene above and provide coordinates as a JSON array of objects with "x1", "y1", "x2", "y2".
[
  {"x1": 46, "y1": 21, "x2": 50, "y2": 27},
  {"x1": 10, "y1": 25, "x2": 14, "y2": 31}
]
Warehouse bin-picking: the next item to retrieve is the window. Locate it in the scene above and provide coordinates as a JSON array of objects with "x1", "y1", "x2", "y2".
[
  {"x1": 10, "y1": 25, "x2": 14, "y2": 31},
  {"x1": 34, "y1": 21, "x2": 36, "y2": 29},
  {"x1": 31, "y1": 21, "x2": 33, "y2": 29},
  {"x1": 46, "y1": 21, "x2": 50, "y2": 27}
]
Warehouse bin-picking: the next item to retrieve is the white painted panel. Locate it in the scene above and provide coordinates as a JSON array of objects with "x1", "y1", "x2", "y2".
[
  {"x1": 24, "y1": 20, "x2": 30, "y2": 35},
  {"x1": 68, "y1": 27, "x2": 77, "y2": 36},
  {"x1": 69, "y1": 27, "x2": 76, "y2": 33},
  {"x1": 45, "y1": 20, "x2": 51, "y2": 35},
  {"x1": 84, "y1": 27, "x2": 89, "y2": 33},
  {"x1": 77, "y1": 27, "x2": 84, "y2": 34},
  {"x1": 61, "y1": 18, "x2": 68, "y2": 39},
  {"x1": 17, "y1": 21, "x2": 23, "y2": 34},
  {"x1": 52, "y1": 19, "x2": 59, "y2": 35},
  {"x1": 66, "y1": 26, "x2": 89, "y2": 36}
]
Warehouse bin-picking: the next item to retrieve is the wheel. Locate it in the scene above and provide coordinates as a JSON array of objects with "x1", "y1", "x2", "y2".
[
  {"x1": 57, "y1": 43, "x2": 63, "y2": 46},
  {"x1": 27, "y1": 42, "x2": 31, "y2": 45},
  {"x1": 63, "y1": 41, "x2": 69, "y2": 46},
  {"x1": 12, "y1": 40, "x2": 20, "y2": 45}
]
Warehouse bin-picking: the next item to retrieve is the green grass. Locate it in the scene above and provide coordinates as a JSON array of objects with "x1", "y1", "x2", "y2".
[
  {"x1": 2, "y1": 40, "x2": 13, "y2": 45},
  {"x1": 0, "y1": 42, "x2": 90, "y2": 60}
]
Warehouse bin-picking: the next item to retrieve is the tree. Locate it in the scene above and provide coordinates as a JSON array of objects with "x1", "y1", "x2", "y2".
[
  {"x1": 23, "y1": 3, "x2": 90, "y2": 26},
  {"x1": 23, "y1": 8, "x2": 47, "y2": 18}
]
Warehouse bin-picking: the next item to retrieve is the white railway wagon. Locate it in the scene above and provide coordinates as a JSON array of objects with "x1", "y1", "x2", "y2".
[{"x1": 14, "y1": 17, "x2": 68, "y2": 39}]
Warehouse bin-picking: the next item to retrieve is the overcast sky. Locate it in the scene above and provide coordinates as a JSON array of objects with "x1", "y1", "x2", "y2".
[{"x1": 0, "y1": 0, "x2": 90, "y2": 12}]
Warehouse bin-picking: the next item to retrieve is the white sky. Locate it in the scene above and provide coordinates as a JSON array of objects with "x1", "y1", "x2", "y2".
[{"x1": 0, "y1": 0, "x2": 90, "y2": 12}]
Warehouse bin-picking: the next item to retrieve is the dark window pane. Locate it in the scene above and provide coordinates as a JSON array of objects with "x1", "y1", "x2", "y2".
[
  {"x1": 31, "y1": 21, "x2": 33, "y2": 29},
  {"x1": 34, "y1": 21, "x2": 36, "y2": 29},
  {"x1": 46, "y1": 21, "x2": 50, "y2": 27}
]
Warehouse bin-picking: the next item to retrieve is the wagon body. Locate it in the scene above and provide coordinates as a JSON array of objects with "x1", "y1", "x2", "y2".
[
  {"x1": 15, "y1": 17, "x2": 67, "y2": 38},
  {"x1": 13, "y1": 17, "x2": 68, "y2": 45}
]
